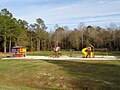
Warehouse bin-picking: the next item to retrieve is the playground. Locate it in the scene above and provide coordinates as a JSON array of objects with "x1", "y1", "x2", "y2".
[
  {"x1": 2, "y1": 51, "x2": 120, "y2": 60},
  {"x1": 1, "y1": 45, "x2": 119, "y2": 60},
  {"x1": 1, "y1": 45, "x2": 119, "y2": 61}
]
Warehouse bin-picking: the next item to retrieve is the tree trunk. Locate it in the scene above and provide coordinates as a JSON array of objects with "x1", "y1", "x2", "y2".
[
  {"x1": 9, "y1": 36, "x2": 11, "y2": 53},
  {"x1": 37, "y1": 37, "x2": 40, "y2": 51},
  {"x1": 49, "y1": 39, "x2": 52, "y2": 50},
  {"x1": 16, "y1": 38, "x2": 19, "y2": 46},
  {"x1": 81, "y1": 30, "x2": 83, "y2": 48},
  {"x1": 4, "y1": 36, "x2": 6, "y2": 53},
  {"x1": 39, "y1": 39, "x2": 41, "y2": 51},
  {"x1": 30, "y1": 35, "x2": 33, "y2": 51}
]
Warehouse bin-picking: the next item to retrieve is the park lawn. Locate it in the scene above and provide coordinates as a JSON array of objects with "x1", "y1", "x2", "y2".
[
  {"x1": 27, "y1": 51, "x2": 52, "y2": 56},
  {"x1": 27, "y1": 51, "x2": 118, "y2": 56},
  {"x1": 0, "y1": 82, "x2": 39, "y2": 90},
  {"x1": 26, "y1": 51, "x2": 81, "y2": 56},
  {"x1": 0, "y1": 59, "x2": 120, "y2": 90}
]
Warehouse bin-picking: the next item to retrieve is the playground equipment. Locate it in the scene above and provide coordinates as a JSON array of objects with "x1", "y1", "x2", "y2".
[
  {"x1": 53, "y1": 46, "x2": 61, "y2": 58},
  {"x1": 82, "y1": 47, "x2": 89, "y2": 58},
  {"x1": 90, "y1": 52, "x2": 94, "y2": 58},
  {"x1": 82, "y1": 47, "x2": 94, "y2": 58},
  {"x1": 11, "y1": 46, "x2": 26, "y2": 57}
]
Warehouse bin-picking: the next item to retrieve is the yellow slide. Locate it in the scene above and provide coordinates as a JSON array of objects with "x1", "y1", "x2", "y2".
[
  {"x1": 90, "y1": 52, "x2": 94, "y2": 58},
  {"x1": 82, "y1": 48, "x2": 88, "y2": 58}
]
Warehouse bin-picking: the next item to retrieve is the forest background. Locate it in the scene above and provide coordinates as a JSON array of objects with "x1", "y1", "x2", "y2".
[{"x1": 0, "y1": 8, "x2": 120, "y2": 53}]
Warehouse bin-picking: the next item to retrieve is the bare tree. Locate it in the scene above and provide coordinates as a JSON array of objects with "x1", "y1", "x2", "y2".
[{"x1": 78, "y1": 22, "x2": 85, "y2": 48}]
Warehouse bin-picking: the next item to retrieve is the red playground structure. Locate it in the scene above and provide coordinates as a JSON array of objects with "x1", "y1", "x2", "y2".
[{"x1": 11, "y1": 46, "x2": 26, "y2": 57}]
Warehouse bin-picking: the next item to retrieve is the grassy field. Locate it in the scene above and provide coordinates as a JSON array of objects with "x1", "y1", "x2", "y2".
[
  {"x1": 27, "y1": 51, "x2": 80, "y2": 56},
  {"x1": 0, "y1": 51, "x2": 120, "y2": 90},
  {"x1": 27, "y1": 51, "x2": 120, "y2": 56},
  {"x1": 0, "y1": 59, "x2": 120, "y2": 90}
]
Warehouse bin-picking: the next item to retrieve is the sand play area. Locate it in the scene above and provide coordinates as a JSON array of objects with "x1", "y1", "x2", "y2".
[{"x1": 2, "y1": 55, "x2": 120, "y2": 60}]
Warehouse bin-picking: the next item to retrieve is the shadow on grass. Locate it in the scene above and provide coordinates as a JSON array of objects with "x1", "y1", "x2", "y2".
[{"x1": 45, "y1": 60, "x2": 120, "y2": 90}]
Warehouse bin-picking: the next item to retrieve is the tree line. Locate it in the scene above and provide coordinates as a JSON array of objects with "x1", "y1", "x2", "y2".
[{"x1": 0, "y1": 8, "x2": 120, "y2": 53}]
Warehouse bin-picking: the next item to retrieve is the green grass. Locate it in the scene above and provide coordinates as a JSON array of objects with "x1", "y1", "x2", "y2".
[
  {"x1": 1, "y1": 51, "x2": 120, "y2": 58},
  {"x1": 27, "y1": 51, "x2": 78, "y2": 56},
  {"x1": 27, "y1": 51, "x2": 85, "y2": 56},
  {"x1": 27, "y1": 51, "x2": 52, "y2": 56},
  {"x1": 0, "y1": 82, "x2": 38, "y2": 90},
  {"x1": 27, "y1": 51, "x2": 120, "y2": 57},
  {"x1": 0, "y1": 59, "x2": 120, "y2": 90}
]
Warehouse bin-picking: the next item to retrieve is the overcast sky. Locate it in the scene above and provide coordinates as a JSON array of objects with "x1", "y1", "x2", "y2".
[{"x1": 0, "y1": 0, "x2": 120, "y2": 30}]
